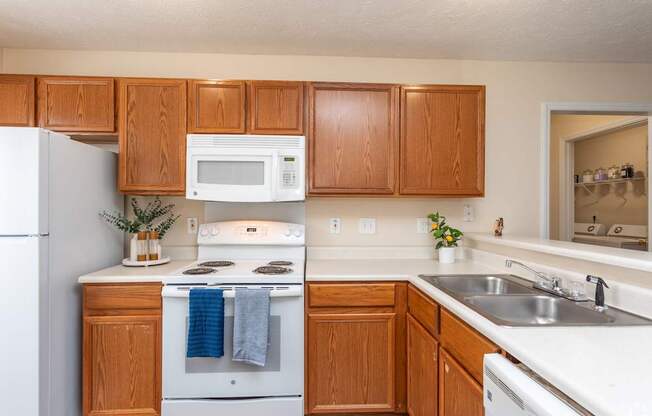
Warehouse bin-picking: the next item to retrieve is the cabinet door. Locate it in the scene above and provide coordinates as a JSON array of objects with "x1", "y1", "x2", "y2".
[
  {"x1": 188, "y1": 80, "x2": 246, "y2": 133},
  {"x1": 400, "y1": 85, "x2": 485, "y2": 196},
  {"x1": 308, "y1": 312, "x2": 396, "y2": 413},
  {"x1": 308, "y1": 83, "x2": 399, "y2": 194},
  {"x1": 118, "y1": 78, "x2": 187, "y2": 195},
  {"x1": 439, "y1": 348, "x2": 483, "y2": 416},
  {"x1": 407, "y1": 314, "x2": 438, "y2": 416},
  {"x1": 37, "y1": 76, "x2": 115, "y2": 132},
  {"x1": 0, "y1": 74, "x2": 35, "y2": 126},
  {"x1": 83, "y1": 315, "x2": 161, "y2": 416},
  {"x1": 248, "y1": 81, "x2": 304, "y2": 134}
]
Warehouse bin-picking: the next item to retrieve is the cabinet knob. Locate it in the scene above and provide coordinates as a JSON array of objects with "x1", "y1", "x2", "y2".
[
  {"x1": 445, "y1": 363, "x2": 450, "y2": 373},
  {"x1": 433, "y1": 352, "x2": 437, "y2": 362}
]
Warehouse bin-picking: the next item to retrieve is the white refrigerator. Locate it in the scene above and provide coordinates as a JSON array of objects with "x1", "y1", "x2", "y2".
[{"x1": 0, "y1": 128, "x2": 124, "y2": 416}]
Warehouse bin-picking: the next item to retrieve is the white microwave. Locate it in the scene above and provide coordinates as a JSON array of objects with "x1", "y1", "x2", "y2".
[{"x1": 186, "y1": 134, "x2": 305, "y2": 202}]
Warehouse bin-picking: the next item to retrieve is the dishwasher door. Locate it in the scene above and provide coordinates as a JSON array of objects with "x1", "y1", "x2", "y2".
[{"x1": 483, "y1": 354, "x2": 581, "y2": 416}]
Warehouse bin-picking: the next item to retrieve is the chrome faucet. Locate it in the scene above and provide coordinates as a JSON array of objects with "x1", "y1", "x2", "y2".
[{"x1": 504, "y1": 259, "x2": 587, "y2": 301}]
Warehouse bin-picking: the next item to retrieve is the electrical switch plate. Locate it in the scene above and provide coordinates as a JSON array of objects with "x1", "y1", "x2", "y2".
[
  {"x1": 187, "y1": 218, "x2": 198, "y2": 234},
  {"x1": 417, "y1": 218, "x2": 430, "y2": 234},
  {"x1": 463, "y1": 205, "x2": 474, "y2": 222},
  {"x1": 358, "y1": 218, "x2": 376, "y2": 234},
  {"x1": 329, "y1": 218, "x2": 341, "y2": 234}
]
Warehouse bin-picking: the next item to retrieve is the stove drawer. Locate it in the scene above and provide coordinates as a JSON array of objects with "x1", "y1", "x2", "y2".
[{"x1": 162, "y1": 397, "x2": 303, "y2": 416}]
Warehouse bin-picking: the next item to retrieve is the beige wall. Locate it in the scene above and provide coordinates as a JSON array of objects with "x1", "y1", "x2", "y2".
[
  {"x1": 5, "y1": 48, "x2": 652, "y2": 251},
  {"x1": 574, "y1": 124, "x2": 647, "y2": 227},
  {"x1": 549, "y1": 114, "x2": 636, "y2": 239}
]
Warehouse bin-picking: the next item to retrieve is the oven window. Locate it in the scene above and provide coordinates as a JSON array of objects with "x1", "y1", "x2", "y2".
[{"x1": 198, "y1": 161, "x2": 265, "y2": 186}]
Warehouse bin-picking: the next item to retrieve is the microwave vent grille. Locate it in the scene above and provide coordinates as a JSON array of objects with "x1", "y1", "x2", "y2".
[{"x1": 189, "y1": 135, "x2": 304, "y2": 149}]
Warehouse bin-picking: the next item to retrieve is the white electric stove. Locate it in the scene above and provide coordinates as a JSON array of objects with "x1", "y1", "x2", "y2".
[{"x1": 161, "y1": 220, "x2": 305, "y2": 416}]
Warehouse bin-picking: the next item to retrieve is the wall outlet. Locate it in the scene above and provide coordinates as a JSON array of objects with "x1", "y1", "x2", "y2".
[
  {"x1": 329, "y1": 218, "x2": 341, "y2": 234},
  {"x1": 187, "y1": 217, "x2": 198, "y2": 234},
  {"x1": 417, "y1": 218, "x2": 430, "y2": 234},
  {"x1": 463, "y1": 204, "x2": 474, "y2": 222},
  {"x1": 358, "y1": 218, "x2": 376, "y2": 234}
]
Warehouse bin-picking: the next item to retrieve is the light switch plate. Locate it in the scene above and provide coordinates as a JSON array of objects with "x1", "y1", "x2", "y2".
[
  {"x1": 358, "y1": 218, "x2": 376, "y2": 234},
  {"x1": 463, "y1": 205, "x2": 474, "y2": 222},
  {"x1": 329, "y1": 218, "x2": 341, "y2": 234},
  {"x1": 187, "y1": 217, "x2": 198, "y2": 234},
  {"x1": 417, "y1": 218, "x2": 430, "y2": 234}
]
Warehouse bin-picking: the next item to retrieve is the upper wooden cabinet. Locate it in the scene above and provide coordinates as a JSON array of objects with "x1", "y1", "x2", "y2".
[
  {"x1": 188, "y1": 80, "x2": 246, "y2": 133},
  {"x1": 37, "y1": 76, "x2": 115, "y2": 132},
  {"x1": 118, "y1": 78, "x2": 187, "y2": 195},
  {"x1": 0, "y1": 74, "x2": 35, "y2": 127},
  {"x1": 308, "y1": 83, "x2": 399, "y2": 194},
  {"x1": 248, "y1": 81, "x2": 304, "y2": 134},
  {"x1": 400, "y1": 85, "x2": 485, "y2": 196}
]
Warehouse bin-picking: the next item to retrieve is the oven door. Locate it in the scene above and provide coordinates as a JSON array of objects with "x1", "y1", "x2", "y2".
[
  {"x1": 186, "y1": 147, "x2": 277, "y2": 202},
  {"x1": 162, "y1": 285, "x2": 304, "y2": 399}
]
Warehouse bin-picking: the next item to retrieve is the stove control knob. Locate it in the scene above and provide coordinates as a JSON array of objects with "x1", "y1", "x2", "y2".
[
  {"x1": 210, "y1": 227, "x2": 220, "y2": 236},
  {"x1": 200, "y1": 227, "x2": 209, "y2": 237},
  {"x1": 293, "y1": 229, "x2": 303, "y2": 237}
]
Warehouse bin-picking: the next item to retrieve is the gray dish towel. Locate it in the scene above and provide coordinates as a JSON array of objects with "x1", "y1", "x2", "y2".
[{"x1": 232, "y1": 288, "x2": 271, "y2": 367}]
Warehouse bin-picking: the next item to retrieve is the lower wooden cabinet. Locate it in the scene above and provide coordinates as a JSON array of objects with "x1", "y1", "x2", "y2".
[
  {"x1": 407, "y1": 314, "x2": 438, "y2": 416},
  {"x1": 83, "y1": 283, "x2": 162, "y2": 416},
  {"x1": 306, "y1": 282, "x2": 407, "y2": 414},
  {"x1": 439, "y1": 348, "x2": 483, "y2": 416}
]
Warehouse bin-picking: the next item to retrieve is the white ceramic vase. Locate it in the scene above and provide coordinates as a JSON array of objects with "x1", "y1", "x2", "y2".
[{"x1": 438, "y1": 246, "x2": 456, "y2": 264}]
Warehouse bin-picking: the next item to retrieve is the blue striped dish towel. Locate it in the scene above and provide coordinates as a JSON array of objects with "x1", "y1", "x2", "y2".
[{"x1": 186, "y1": 288, "x2": 224, "y2": 358}]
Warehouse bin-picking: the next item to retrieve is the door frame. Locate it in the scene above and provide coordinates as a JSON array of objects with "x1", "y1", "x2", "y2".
[{"x1": 539, "y1": 102, "x2": 652, "y2": 240}]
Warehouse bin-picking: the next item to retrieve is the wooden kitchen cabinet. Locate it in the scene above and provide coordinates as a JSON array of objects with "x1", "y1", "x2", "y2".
[
  {"x1": 248, "y1": 80, "x2": 304, "y2": 134},
  {"x1": 306, "y1": 282, "x2": 407, "y2": 414},
  {"x1": 407, "y1": 314, "x2": 438, "y2": 416},
  {"x1": 0, "y1": 74, "x2": 35, "y2": 126},
  {"x1": 188, "y1": 79, "x2": 246, "y2": 133},
  {"x1": 118, "y1": 78, "x2": 187, "y2": 195},
  {"x1": 82, "y1": 283, "x2": 162, "y2": 416},
  {"x1": 400, "y1": 85, "x2": 485, "y2": 196},
  {"x1": 37, "y1": 76, "x2": 115, "y2": 132},
  {"x1": 439, "y1": 348, "x2": 483, "y2": 416},
  {"x1": 308, "y1": 83, "x2": 399, "y2": 194}
]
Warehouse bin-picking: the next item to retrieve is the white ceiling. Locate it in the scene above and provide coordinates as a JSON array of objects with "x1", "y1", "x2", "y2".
[{"x1": 1, "y1": 0, "x2": 652, "y2": 63}]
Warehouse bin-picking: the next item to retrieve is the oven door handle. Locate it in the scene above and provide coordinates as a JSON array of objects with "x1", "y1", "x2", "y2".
[{"x1": 162, "y1": 285, "x2": 303, "y2": 298}]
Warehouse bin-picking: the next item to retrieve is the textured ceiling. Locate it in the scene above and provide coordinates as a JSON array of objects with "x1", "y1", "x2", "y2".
[{"x1": 1, "y1": 0, "x2": 652, "y2": 62}]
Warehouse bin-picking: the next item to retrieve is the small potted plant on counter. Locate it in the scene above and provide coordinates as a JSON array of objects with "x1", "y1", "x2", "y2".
[
  {"x1": 428, "y1": 212, "x2": 463, "y2": 264},
  {"x1": 100, "y1": 197, "x2": 180, "y2": 266}
]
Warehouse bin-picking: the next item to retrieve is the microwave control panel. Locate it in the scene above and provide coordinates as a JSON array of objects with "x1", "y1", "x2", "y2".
[{"x1": 280, "y1": 155, "x2": 299, "y2": 188}]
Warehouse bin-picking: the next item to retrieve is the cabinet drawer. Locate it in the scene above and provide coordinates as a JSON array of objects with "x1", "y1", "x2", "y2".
[
  {"x1": 439, "y1": 309, "x2": 498, "y2": 383},
  {"x1": 309, "y1": 283, "x2": 396, "y2": 307},
  {"x1": 84, "y1": 284, "x2": 162, "y2": 312},
  {"x1": 407, "y1": 284, "x2": 439, "y2": 337}
]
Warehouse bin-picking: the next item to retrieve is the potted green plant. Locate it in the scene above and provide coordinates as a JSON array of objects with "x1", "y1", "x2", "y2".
[
  {"x1": 428, "y1": 212, "x2": 463, "y2": 264},
  {"x1": 100, "y1": 197, "x2": 180, "y2": 264}
]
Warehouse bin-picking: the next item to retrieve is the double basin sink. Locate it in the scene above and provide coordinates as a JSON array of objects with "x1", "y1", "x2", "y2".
[{"x1": 419, "y1": 274, "x2": 652, "y2": 326}]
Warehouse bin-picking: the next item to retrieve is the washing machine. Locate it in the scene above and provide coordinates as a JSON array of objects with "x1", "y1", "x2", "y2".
[{"x1": 573, "y1": 223, "x2": 647, "y2": 251}]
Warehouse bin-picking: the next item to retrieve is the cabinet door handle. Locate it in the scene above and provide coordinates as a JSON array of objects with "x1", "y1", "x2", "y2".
[
  {"x1": 433, "y1": 352, "x2": 437, "y2": 362},
  {"x1": 444, "y1": 363, "x2": 450, "y2": 373}
]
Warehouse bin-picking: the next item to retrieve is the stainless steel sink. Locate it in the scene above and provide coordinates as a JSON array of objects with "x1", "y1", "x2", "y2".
[
  {"x1": 419, "y1": 274, "x2": 537, "y2": 296},
  {"x1": 418, "y1": 274, "x2": 652, "y2": 326}
]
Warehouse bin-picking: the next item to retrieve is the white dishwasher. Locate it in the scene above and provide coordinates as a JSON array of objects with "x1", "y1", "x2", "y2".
[{"x1": 483, "y1": 354, "x2": 583, "y2": 416}]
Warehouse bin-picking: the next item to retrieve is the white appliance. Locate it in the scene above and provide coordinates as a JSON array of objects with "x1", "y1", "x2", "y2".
[
  {"x1": 573, "y1": 223, "x2": 647, "y2": 250},
  {"x1": 162, "y1": 221, "x2": 305, "y2": 416},
  {"x1": 186, "y1": 134, "x2": 305, "y2": 202},
  {"x1": 484, "y1": 354, "x2": 581, "y2": 416},
  {"x1": 0, "y1": 128, "x2": 123, "y2": 416}
]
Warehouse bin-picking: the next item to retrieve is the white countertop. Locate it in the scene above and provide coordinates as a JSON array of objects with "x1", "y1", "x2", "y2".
[
  {"x1": 78, "y1": 260, "x2": 190, "y2": 283},
  {"x1": 307, "y1": 257, "x2": 652, "y2": 416}
]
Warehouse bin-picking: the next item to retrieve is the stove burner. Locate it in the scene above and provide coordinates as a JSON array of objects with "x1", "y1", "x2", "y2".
[
  {"x1": 182, "y1": 267, "x2": 216, "y2": 275},
  {"x1": 253, "y1": 266, "x2": 293, "y2": 275},
  {"x1": 268, "y1": 260, "x2": 294, "y2": 266},
  {"x1": 199, "y1": 261, "x2": 235, "y2": 267}
]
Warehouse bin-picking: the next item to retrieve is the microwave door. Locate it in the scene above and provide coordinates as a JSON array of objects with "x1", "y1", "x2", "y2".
[{"x1": 188, "y1": 153, "x2": 274, "y2": 202}]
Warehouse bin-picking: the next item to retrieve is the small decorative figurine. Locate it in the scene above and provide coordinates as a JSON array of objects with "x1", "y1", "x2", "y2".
[{"x1": 493, "y1": 217, "x2": 504, "y2": 237}]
